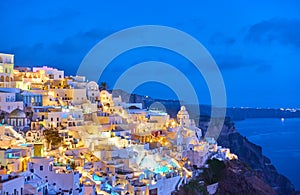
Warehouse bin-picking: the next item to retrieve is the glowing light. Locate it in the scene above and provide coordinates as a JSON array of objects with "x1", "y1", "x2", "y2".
[
  {"x1": 154, "y1": 166, "x2": 169, "y2": 174},
  {"x1": 92, "y1": 174, "x2": 106, "y2": 182}
]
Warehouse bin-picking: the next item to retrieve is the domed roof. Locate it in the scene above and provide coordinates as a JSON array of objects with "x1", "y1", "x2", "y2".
[
  {"x1": 9, "y1": 108, "x2": 26, "y2": 118},
  {"x1": 177, "y1": 106, "x2": 189, "y2": 115}
]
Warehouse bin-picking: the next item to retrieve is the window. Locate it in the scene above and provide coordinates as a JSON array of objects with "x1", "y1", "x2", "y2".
[
  {"x1": 57, "y1": 117, "x2": 59, "y2": 121},
  {"x1": 40, "y1": 165, "x2": 43, "y2": 171},
  {"x1": 51, "y1": 118, "x2": 53, "y2": 122}
]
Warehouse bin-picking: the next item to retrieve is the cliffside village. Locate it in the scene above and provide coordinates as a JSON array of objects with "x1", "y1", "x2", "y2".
[{"x1": 0, "y1": 53, "x2": 237, "y2": 195}]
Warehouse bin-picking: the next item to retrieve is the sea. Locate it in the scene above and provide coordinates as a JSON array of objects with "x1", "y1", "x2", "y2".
[{"x1": 234, "y1": 118, "x2": 300, "y2": 190}]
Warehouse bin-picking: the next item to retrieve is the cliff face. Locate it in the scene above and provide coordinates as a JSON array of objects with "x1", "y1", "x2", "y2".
[
  {"x1": 204, "y1": 118, "x2": 296, "y2": 195},
  {"x1": 216, "y1": 160, "x2": 277, "y2": 195}
]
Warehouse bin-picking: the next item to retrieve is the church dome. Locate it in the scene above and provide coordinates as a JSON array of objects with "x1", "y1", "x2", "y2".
[
  {"x1": 9, "y1": 108, "x2": 26, "y2": 118},
  {"x1": 177, "y1": 106, "x2": 189, "y2": 116}
]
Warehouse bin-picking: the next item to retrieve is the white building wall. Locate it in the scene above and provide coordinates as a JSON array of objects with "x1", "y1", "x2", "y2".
[
  {"x1": 0, "y1": 175, "x2": 24, "y2": 195},
  {"x1": 30, "y1": 158, "x2": 80, "y2": 195},
  {"x1": 0, "y1": 92, "x2": 23, "y2": 113},
  {"x1": 1, "y1": 102, "x2": 23, "y2": 113},
  {"x1": 47, "y1": 112, "x2": 64, "y2": 128},
  {"x1": 33, "y1": 66, "x2": 64, "y2": 80},
  {"x1": 51, "y1": 88, "x2": 87, "y2": 105}
]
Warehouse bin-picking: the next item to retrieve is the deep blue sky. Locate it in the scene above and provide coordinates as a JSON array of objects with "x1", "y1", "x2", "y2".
[{"x1": 1, "y1": 1, "x2": 300, "y2": 108}]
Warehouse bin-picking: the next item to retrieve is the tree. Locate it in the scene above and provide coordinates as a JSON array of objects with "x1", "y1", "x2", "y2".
[
  {"x1": 70, "y1": 161, "x2": 76, "y2": 170},
  {"x1": 44, "y1": 129, "x2": 62, "y2": 149},
  {"x1": 183, "y1": 179, "x2": 204, "y2": 195},
  {"x1": 203, "y1": 159, "x2": 226, "y2": 184},
  {"x1": 100, "y1": 82, "x2": 107, "y2": 91}
]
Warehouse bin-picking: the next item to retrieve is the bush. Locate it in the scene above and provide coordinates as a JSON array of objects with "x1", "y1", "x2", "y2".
[{"x1": 203, "y1": 159, "x2": 226, "y2": 184}]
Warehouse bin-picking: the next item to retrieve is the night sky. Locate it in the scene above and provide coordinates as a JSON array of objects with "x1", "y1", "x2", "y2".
[{"x1": 1, "y1": 1, "x2": 300, "y2": 108}]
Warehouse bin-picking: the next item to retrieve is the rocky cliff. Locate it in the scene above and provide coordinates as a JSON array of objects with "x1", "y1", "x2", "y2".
[
  {"x1": 201, "y1": 117, "x2": 296, "y2": 195},
  {"x1": 176, "y1": 159, "x2": 277, "y2": 195},
  {"x1": 216, "y1": 160, "x2": 277, "y2": 195}
]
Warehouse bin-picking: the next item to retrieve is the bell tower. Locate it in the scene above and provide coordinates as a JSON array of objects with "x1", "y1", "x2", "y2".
[{"x1": 177, "y1": 106, "x2": 190, "y2": 127}]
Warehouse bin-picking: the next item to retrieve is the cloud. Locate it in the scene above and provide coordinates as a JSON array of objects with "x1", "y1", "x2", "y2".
[
  {"x1": 217, "y1": 54, "x2": 257, "y2": 68},
  {"x1": 245, "y1": 18, "x2": 300, "y2": 49},
  {"x1": 50, "y1": 29, "x2": 114, "y2": 54},
  {"x1": 22, "y1": 9, "x2": 81, "y2": 26},
  {"x1": 214, "y1": 53, "x2": 272, "y2": 73},
  {"x1": 209, "y1": 32, "x2": 236, "y2": 46}
]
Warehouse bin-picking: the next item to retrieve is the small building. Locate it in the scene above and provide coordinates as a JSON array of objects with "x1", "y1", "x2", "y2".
[
  {"x1": 0, "y1": 91, "x2": 23, "y2": 113},
  {"x1": 33, "y1": 66, "x2": 64, "y2": 80},
  {"x1": 21, "y1": 91, "x2": 43, "y2": 107},
  {"x1": 8, "y1": 108, "x2": 28, "y2": 128},
  {"x1": 0, "y1": 53, "x2": 14, "y2": 76},
  {"x1": 0, "y1": 173, "x2": 24, "y2": 195},
  {"x1": 25, "y1": 129, "x2": 43, "y2": 143},
  {"x1": 29, "y1": 157, "x2": 82, "y2": 195},
  {"x1": 86, "y1": 81, "x2": 99, "y2": 103}
]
